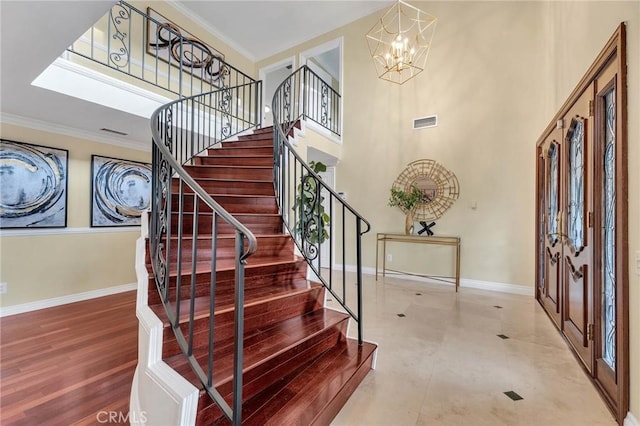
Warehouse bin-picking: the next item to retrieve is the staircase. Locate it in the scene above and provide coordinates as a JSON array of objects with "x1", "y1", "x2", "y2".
[{"x1": 147, "y1": 126, "x2": 377, "y2": 425}]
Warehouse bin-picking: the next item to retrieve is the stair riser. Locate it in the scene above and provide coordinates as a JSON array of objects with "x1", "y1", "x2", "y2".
[
  {"x1": 170, "y1": 214, "x2": 282, "y2": 235},
  {"x1": 242, "y1": 126, "x2": 273, "y2": 136},
  {"x1": 195, "y1": 156, "x2": 272, "y2": 167},
  {"x1": 148, "y1": 261, "x2": 308, "y2": 305},
  {"x1": 195, "y1": 321, "x2": 348, "y2": 424},
  {"x1": 252, "y1": 126, "x2": 274, "y2": 133},
  {"x1": 221, "y1": 140, "x2": 272, "y2": 148},
  {"x1": 162, "y1": 286, "x2": 325, "y2": 358},
  {"x1": 173, "y1": 179, "x2": 274, "y2": 196},
  {"x1": 183, "y1": 166, "x2": 272, "y2": 180},
  {"x1": 309, "y1": 350, "x2": 375, "y2": 426},
  {"x1": 207, "y1": 147, "x2": 273, "y2": 157},
  {"x1": 162, "y1": 237, "x2": 293, "y2": 262},
  {"x1": 172, "y1": 194, "x2": 278, "y2": 214}
]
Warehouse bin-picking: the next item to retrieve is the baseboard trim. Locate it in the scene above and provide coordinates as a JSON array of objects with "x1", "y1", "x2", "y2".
[
  {"x1": 460, "y1": 278, "x2": 533, "y2": 296},
  {"x1": 0, "y1": 282, "x2": 137, "y2": 317},
  {"x1": 0, "y1": 226, "x2": 140, "y2": 237},
  {"x1": 625, "y1": 411, "x2": 639, "y2": 426},
  {"x1": 332, "y1": 264, "x2": 534, "y2": 296}
]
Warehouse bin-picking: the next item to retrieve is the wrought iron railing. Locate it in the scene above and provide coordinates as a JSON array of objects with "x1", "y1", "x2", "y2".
[
  {"x1": 150, "y1": 79, "x2": 262, "y2": 424},
  {"x1": 272, "y1": 66, "x2": 370, "y2": 344},
  {"x1": 272, "y1": 65, "x2": 341, "y2": 136},
  {"x1": 67, "y1": 1, "x2": 255, "y2": 98}
]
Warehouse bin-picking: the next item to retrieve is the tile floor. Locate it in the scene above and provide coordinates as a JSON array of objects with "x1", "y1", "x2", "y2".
[{"x1": 330, "y1": 273, "x2": 615, "y2": 426}]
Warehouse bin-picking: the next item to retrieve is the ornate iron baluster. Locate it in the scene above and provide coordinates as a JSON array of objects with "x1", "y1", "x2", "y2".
[{"x1": 108, "y1": 3, "x2": 130, "y2": 69}]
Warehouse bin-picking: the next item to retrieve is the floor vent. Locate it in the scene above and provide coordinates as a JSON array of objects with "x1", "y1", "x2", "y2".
[{"x1": 413, "y1": 115, "x2": 438, "y2": 130}]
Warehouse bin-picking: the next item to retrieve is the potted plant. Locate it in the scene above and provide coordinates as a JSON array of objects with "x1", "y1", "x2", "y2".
[{"x1": 388, "y1": 186, "x2": 423, "y2": 234}]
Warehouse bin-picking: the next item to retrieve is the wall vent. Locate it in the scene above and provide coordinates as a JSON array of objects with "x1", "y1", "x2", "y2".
[
  {"x1": 413, "y1": 115, "x2": 438, "y2": 130},
  {"x1": 100, "y1": 128, "x2": 128, "y2": 136}
]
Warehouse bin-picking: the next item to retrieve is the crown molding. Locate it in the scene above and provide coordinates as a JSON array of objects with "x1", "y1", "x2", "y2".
[
  {"x1": 168, "y1": 0, "x2": 257, "y2": 63},
  {"x1": 0, "y1": 112, "x2": 150, "y2": 152}
]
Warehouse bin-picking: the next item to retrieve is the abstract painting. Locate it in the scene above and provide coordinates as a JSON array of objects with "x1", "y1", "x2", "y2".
[
  {"x1": 91, "y1": 155, "x2": 152, "y2": 227},
  {"x1": 0, "y1": 139, "x2": 68, "y2": 229},
  {"x1": 146, "y1": 7, "x2": 228, "y2": 88}
]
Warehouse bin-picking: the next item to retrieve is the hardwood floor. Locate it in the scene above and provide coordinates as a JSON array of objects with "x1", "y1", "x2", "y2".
[{"x1": 0, "y1": 291, "x2": 138, "y2": 425}]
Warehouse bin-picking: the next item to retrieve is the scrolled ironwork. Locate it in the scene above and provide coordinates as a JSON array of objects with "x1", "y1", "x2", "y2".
[
  {"x1": 297, "y1": 175, "x2": 322, "y2": 260},
  {"x1": 283, "y1": 79, "x2": 292, "y2": 126},
  {"x1": 108, "y1": 4, "x2": 130, "y2": 69},
  {"x1": 320, "y1": 84, "x2": 329, "y2": 126},
  {"x1": 66, "y1": 1, "x2": 253, "y2": 99},
  {"x1": 218, "y1": 87, "x2": 233, "y2": 137}
]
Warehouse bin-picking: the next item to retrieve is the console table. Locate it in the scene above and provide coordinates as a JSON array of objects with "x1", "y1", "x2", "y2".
[{"x1": 375, "y1": 233, "x2": 461, "y2": 291}]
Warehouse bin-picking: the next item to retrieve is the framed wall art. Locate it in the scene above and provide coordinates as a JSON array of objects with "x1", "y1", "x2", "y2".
[
  {"x1": 146, "y1": 7, "x2": 228, "y2": 88},
  {"x1": 0, "y1": 139, "x2": 68, "y2": 229},
  {"x1": 91, "y1": 155, "x2": 152, "y2": 227}
]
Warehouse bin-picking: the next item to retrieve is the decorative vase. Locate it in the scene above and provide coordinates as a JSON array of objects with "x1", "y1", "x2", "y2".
[{"x1": 405, "y1": 211, "x2": 414, "y2": 235}]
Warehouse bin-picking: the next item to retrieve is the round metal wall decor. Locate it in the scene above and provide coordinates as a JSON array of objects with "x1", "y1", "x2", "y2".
[{"x1": 392, "y1": 159, "x2": 460, "y2": 221}]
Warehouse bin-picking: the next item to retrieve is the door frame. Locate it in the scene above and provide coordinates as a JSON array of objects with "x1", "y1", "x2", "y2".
[{"x1": 258, "y1": 55, "x2": 296, "y2": 126}]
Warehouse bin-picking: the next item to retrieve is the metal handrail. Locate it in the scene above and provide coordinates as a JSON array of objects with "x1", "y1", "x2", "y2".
[
  {"x1": 272, "y1": 66, "x2": 371, "y2": 344},
  {"x1": 67, "y1": 1, "x2": 255, "y2": 99},
  {"x1": 150, "y1": 81, "x2": 261, "y2": 425}
]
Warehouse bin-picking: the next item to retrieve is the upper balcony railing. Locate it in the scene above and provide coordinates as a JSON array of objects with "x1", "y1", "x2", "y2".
[{"x1": 66, "y1": 1, "x2": 254, "y2": 99}]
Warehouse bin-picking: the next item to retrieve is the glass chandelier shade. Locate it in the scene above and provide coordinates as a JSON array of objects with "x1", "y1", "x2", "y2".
[{"x1": 366, "y1": 0, "x2": 437, "y2": 85}]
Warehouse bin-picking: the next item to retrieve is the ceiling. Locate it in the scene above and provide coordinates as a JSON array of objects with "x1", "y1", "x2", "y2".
[
  {"x1": 0, "y1": 1, "x2": 391, "y2": 150},
  {"x1": 174, "y1": 1, "x2": 391, "y2": 62}
]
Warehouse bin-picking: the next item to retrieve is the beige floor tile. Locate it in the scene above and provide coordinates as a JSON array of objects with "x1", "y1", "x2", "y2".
[{"x1": 331, "y1": 273, "x2": 616, "y2": 426}]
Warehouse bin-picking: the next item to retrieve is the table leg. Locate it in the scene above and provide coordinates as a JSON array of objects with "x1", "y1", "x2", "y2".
[
  {"x1": 455, "y1": 241, "x2": 461, "y2": 292},
  {"x1": 382, "y1": 239, "x2": 387, "y2": 278},
  {"x1": 375, "y1": 237, "x2": 379, "y2": 281}
]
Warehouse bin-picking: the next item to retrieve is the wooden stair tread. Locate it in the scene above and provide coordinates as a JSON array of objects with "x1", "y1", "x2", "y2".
[
  {"x1": 149, "y1": 279, "x2": 315, "y2": 325},
  {"x1": 166, "y1": 233, "x2": 288, "y2": 241},
  {"x1": 201, "y1": 154, "x2": 272, "y2": 158},
  {"x1": 171, "y1": 212, "x2": 280, "y2": 218},
  {"x1": 246, "y1": 339, "x2": 376, "y2": 425},
  {"x1": 211, "y1": 145, "x2": 272, "y2": 151},
  {"x1": 186, "y1": 165, "x2": 273, "y2": 170},
  {"x1": 166, "y1": 309, "x2": 350, "y2": 389},
  {"x1": 177, "y1": 177, "x2": 272, "y2": 184},
  {"x1": 164, "y1": 255, "x2": 304, "y2": 276},
  {"x1": 211, "y1": 193, "x2": 275, "y2": 199}
]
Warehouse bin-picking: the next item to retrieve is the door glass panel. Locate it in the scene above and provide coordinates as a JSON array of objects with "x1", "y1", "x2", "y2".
[
  {"x1": 603, "y1": 88, "x2": 616, "y2": 370},
  {"x1": 547, "y1": 143, "x2": 559, "y2": 242},
  {"x1": 568, "y1": 121, "x2": 584, "y2": 249}
]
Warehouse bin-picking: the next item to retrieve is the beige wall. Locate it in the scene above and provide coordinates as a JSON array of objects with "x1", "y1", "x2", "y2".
[
  {"x1": 262, "y1": 1, "x2": 548, "y2": 286},
  {"x1": 257, "y1": 1, "x2": 639, "y2": 417},
  {"x1": 0, "y1": 123, "x2": 151, "y2": 307}
]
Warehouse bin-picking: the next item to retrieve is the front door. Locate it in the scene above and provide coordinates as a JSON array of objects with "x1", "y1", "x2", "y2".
[
  {"x1": 561, "y1": 86, "x2": 594, "y2": 371},
  {"x1": 538, "y1": 133, "x2": 563, "y2": 328}
]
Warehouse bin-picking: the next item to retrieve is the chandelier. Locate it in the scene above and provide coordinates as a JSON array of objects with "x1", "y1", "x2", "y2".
[{"x1": 366, "y1": 0, "x2": 437, "y2": 85}]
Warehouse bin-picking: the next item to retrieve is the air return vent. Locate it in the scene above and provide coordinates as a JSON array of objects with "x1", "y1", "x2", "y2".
[
  {"x1": 100, "y1": 128, "x2": 128, "y2": 136},
  {"x1": 413, "y1": 115, "x2": 438, "y2": 130}
]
